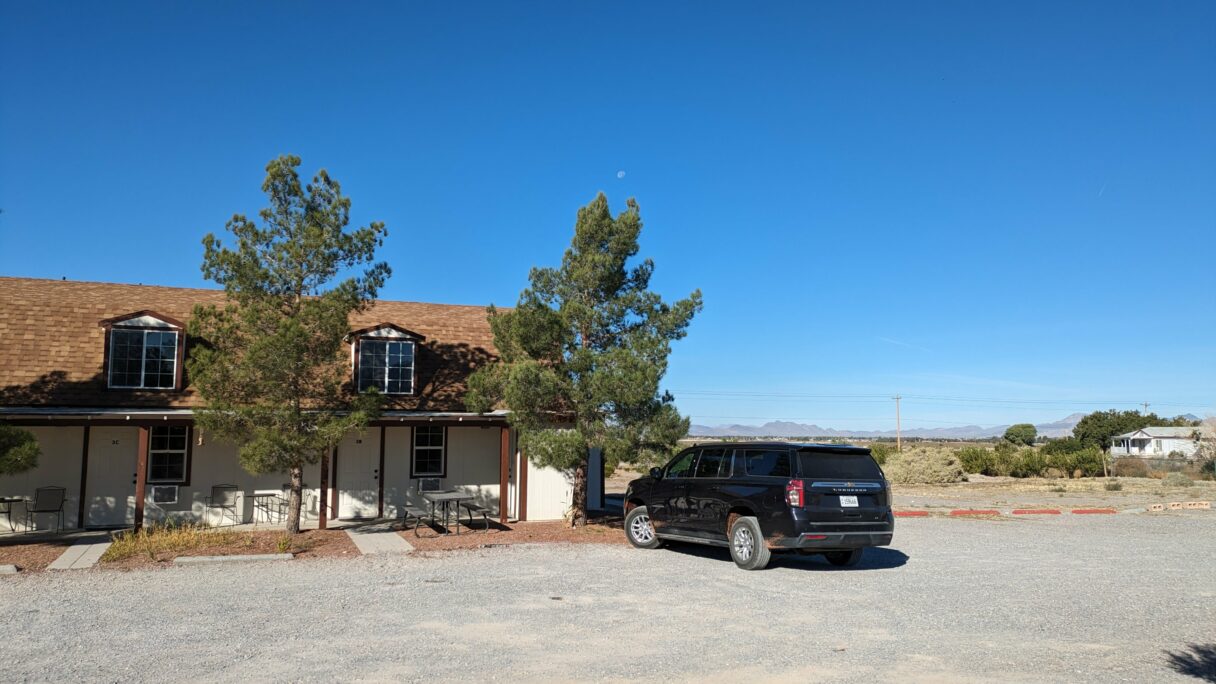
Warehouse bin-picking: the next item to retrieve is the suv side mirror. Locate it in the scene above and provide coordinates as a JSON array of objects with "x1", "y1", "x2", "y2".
[{"x1": 649, "y1": 467, "x2": 663, "y2": 480}]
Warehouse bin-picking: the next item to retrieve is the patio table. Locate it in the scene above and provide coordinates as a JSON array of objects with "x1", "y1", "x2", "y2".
[
  {"x1": 0, "y1": 496, "x2": 24, "y2": 532},
  {"x1": 421, "y1": 491, "x2": 474, "y2": 535},
  {"x1": 250, "y1": 492, "x2": 285, "y2": 525}
]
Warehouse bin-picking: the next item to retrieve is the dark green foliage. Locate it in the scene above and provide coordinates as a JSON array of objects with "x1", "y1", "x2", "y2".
[
  {"x1": 953, "y1": 442, "x2": 1102, "y2": 478},
  {"x1": 956, "y1": 445, "x2": 991, "y2": 474},
  {"x1": 1072, "y1": 410, "x2": 1197, "y2": 452},
  {"x1": 1003, "y1": 423, "x2": 1037, "y2": 446},
  {"x1": 0, "y1": 424, "x2": 40, "y2": 475},
  {"x1": 1200, "y1": 459, "x2": 1215, "y2": 480},
  {"x1": 868, "y1": 442, "x2": 893, "y2": 466},
  {"x1": 187, "y1": 155, "x2": 389, "y2": 533},
  {"x1": 1042, "y1": 437, "x2": 1085, "y2": 456},
  {"x1": 465, "y1": 193, "x2": 702, "y2": 525}
]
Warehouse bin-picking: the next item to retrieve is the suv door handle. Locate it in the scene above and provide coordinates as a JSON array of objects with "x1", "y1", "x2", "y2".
[{"x1": 709, "y1": 486, "x2": 722, "y2": 492}]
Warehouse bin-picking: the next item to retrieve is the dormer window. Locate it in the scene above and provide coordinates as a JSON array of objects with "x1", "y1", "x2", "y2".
[
  {"x1": 348, "y1": 323, "x2": 425, "y2": 396},
  {"x1": 100, "y1": 311, "x2": 185, "y2": 390}
]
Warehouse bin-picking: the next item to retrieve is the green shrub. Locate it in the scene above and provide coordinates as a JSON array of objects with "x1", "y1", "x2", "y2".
[
  {"x1": 1104, "y1": 479, "x2": 1123, "y2": 491},
  {"x1": 1042, "y1": 437, "x2": 1084, "y2": 456},
  {"x1": 1162, "y1": 472, "x2": 1193, "y2": 488},
  {"x1": 956, "y1": 446, "x2": 992, "y2": 474},
  {"x1": 1047, "y1": 446, "x2": 1105, "y2": 478},
  {"x1": 1010, "y1": 449, "x2": 1048, "y2": 478},
  {"x1": 868, "y1": 442, "x2": 893, "y2": 466},
  {"x1": 883, "y1": 447, "x2": 966, "y2": 484},
  {"x1": 1201, "y1": 459, "x2": 1215, "y2": 480},
  {"x1": 1113, "y1": 458, "x2": 1149, "y2": 478}
]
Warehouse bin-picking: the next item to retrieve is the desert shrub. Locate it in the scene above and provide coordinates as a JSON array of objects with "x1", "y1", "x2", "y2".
[
  {"x1": 1043, "y1": 467, "x2": 1067, "y2": 479},
  {"x1": 868, "y1": 442, "x2": 893, "y2": 466},
  {"x1": 1042, "y1": 437, "x2": 1084, "y2": 456},
  {"x1": 1167, "y1": 450, "x2": 1186, "y2": 459},
  {"x1": 1010, "y1": 449, "x2": 1048, "y2": 478},
  {"x1": 1113, "y1": 458, "x2": 1149, "y2": 478},
  {"x1": 101, "y1": 522, "x2": 243, "y2": 563},
  {"x1": 1104, "y1": 479, "x2": 1123, "y2": 491},
  {"x1": 882, "y1": 447, "x2": 966, "y2": 484},
  {"x1": 956, "y1": 446, "x2": 992, "y2": 474},
  {"x1": 1046, "y1": 446, "x2": 1105, "y2": 478},
  {"x1": 1162, "y1": 472, "x2": 1193, "y2": 488},
  {"x1": 1201, "y1": 459, "x2": 1215, "y2": 480}
]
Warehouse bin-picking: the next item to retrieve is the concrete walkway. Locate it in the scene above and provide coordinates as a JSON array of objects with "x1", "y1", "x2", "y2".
[
  {"x1": 47, "y1": 534, "x2": 113, "y2": 571},
  {"x1": 345, "y1": 521, "x2": 414, "y2": 555}
]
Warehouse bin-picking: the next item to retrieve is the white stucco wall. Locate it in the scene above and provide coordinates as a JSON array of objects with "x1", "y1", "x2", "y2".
[
  {"x1": 0, "y1": 426, "x2": 85, "y2": 531},
  {"x1": 526, "y1": 461, "x2": 572, "y2": 522}
]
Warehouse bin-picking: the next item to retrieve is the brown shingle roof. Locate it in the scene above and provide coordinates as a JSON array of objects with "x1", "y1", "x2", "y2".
[{"x1": 0, "y1": 277, "x2": 497, "y2": 412}]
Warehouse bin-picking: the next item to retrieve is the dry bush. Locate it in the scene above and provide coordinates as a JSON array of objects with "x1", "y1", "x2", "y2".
[
  {"x1": 883, "y1": 446, "x2": 966, "y2": 484},
  {"x1": 1161, "y1": 472, "x2": 1193, "y2": 488},
  {"x1": 101, "y1": 522, "x2": 245, "y2": 563},
  {"x1": 1113, "y1": 459, "x2": 1149, "y2": 478}
]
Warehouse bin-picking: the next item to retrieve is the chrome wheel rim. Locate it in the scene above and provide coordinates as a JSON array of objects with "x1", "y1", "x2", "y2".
[
  {"x1": 733, "y1": 526, "x2": 754, "y2": 561},
  {"x1": 630, "y1": 514, "x2": 654, "y2": 544}
]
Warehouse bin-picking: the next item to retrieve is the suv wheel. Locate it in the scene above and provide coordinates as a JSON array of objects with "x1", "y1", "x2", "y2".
[
  {"x1": 824, "y1": 549, "x2": 863, "y2": 567},
  {"x1": 728, "y1": 516, "x2": 771, "y2": 570},
  {"x1": 624, "y1": 506, "x2": 661, "y2": 549}
]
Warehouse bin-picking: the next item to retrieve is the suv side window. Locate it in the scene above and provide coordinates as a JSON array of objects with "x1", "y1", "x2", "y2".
[
  {"x1": 743, "y1": 449, "x2": 792, "y2": 478},
  {"x1": 693, "y1": 448, "x2": 728, "y2": 478},
  {"x1": 665, "y1": 450, "x2": 697, "y2": 479}
]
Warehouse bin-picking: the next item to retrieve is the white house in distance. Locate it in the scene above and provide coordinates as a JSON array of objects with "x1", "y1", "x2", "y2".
[
  {"x1": 0, "y1": 277, "x2": 574, "y2": 532},
  {"x1": 1110, "y1": 426, "x2": 1213, "y2": 460}
]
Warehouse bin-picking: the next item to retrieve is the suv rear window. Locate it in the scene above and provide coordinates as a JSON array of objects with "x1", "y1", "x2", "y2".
[
  {"x1": 796, "y1": 450, "x2": 883, "y2": 480},
  {"x1": 743, "y1": 449, "x2": 792, "y2": 477}
]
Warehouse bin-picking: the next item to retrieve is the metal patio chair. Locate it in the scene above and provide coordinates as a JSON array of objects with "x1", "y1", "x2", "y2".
[
  {"x1": 204, "y1": 484, "x2": 241, "y2": 526},
  {"x1": 24, "y1": 486, "x2": 66, "y2": 534}
]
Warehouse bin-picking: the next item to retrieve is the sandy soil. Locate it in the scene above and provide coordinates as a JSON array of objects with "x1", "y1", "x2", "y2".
[{"x1": 0, "y1": 537, "x2": 75, "y2": 572}]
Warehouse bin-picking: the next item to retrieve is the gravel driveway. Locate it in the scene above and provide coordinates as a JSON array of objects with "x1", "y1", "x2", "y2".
[{"x1": 2, "y1": 514, "x2": 1213, "y2": 683}]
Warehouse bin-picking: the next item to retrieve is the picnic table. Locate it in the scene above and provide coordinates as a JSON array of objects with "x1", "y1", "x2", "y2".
[
  {"x1": 421, "y1": 490, "x2": 474, "y2": 535},
  {"x1": 0, "y1": 496, "x2": 24, "y2": 532}
]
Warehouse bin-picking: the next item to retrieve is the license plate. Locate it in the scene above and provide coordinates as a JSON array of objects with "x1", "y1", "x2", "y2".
[{"x1": 840, "y1": 495, "x2": 859, "y2": 508}]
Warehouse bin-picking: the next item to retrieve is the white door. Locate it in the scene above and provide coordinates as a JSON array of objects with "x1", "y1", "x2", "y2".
[
  {"x1": 337, "y1": 430, "x2": 381, "y2": 519},
  {"x1": 86, "y1": 427, "x2": 138, "y2": 527}
]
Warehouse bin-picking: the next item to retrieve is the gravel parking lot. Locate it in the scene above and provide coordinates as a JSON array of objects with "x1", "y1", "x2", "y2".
[{"x1": 2, "y1": 514, "x2": 1213, "y2": 683}]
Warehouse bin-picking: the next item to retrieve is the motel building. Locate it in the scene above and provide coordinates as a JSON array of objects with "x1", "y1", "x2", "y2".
[{"x1": 0, "y1": 277, "x2": 576, "y2": 533}]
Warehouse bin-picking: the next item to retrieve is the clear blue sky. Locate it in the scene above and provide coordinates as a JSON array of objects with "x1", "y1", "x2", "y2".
[{"x1": 2, "y1": 2, "x2": 1213, "y2": 429}]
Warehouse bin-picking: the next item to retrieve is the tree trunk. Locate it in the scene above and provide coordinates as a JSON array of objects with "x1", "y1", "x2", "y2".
[
  {"x1": 286, "y1": 464, "x2": 303, "y2": 534},
  {"x1": 570, "y1": 454, "x2": 588, "y2": 528}
]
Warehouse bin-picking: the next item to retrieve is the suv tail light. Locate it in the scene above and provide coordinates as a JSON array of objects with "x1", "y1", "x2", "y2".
[{"x1": 786, "y1": 479, "x2": 805, "y2": 507}]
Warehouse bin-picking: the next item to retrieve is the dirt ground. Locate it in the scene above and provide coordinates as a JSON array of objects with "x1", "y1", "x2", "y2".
[
  {"x1": 98, "y1": 529, "x2": 358, "y2": 571},
  {"x1": 401, "y1": 519, "x2": 626, "y2": 553},
  {"x1": 0, "y1": 537, "x2": 75, "y2": 572}
]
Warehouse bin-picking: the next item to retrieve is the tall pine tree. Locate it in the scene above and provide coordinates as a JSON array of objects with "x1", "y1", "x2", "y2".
[
  {"x1": 466, "y1": 193, "x2": 701, "y2": 525},
  {"x1": 187, "y1": 155, "x2": 390, "y2": 533}
]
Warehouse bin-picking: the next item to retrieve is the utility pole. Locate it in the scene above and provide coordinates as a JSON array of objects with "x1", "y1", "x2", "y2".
[
  {"x1": 1141, "y1": 402, "x2": 1150, "y2": 415},
  {"x1": 894, "y1": 395, "x2": 902, "y2": 452}
]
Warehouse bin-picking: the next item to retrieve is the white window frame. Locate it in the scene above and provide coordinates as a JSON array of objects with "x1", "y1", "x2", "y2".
[
  {"x1": 357, "y1": 338, "x2": 416, "y2": 395},
  {"x1": 150, "y1": 485, "x2": 179, "y2": 505},
  {"x1": 147, "y1": 426, "x2": 189, "y2": 484},
  {"x1": 108, "y1": 328, "x2": 179, "y2": 389},
  {"x1": 411, "y1": 426, "x2": 446, "y2": 478}
]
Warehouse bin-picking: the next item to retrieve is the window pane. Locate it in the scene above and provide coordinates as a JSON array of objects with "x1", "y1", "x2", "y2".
[
  {"x1": 744, "y1": 449, "x2": 792, "y2": 478},
  {"x1": 666, "y1": 451, "x2": 696, "y2": 478},
  {"x1": 796, "y1": 450, "x2": 883, "y2": 480},
  {"x1": 694, "y1": 449, "x2": 727, "y2": 478}
]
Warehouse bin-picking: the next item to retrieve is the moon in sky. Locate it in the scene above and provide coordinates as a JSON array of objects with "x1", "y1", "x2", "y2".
[{"x1": 616, "y1": 170, "x2": 626, "y2": 179}]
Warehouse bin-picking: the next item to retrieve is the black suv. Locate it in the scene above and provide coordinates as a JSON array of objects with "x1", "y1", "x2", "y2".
[{"x1": 623, "y1": 442, "x2": 893, "y2": 570}]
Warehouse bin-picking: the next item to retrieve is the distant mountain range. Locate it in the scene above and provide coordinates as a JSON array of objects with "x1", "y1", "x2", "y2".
[{"x1": 687, "y1": 413, "x2": 1202, "y2": 440}]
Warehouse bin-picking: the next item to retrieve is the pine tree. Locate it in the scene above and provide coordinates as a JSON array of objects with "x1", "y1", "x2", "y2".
[
  {"x1": 187, "y1": 155, "x2": 390, "y2": 533},
  {"x1": 466, "y1": 193, "x2": 701, "y2": 525}
]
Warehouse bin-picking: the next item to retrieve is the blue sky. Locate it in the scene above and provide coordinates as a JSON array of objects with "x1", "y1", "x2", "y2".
[{"x1": 2, "y1": 2, "x2": 1213, "y2": 429}]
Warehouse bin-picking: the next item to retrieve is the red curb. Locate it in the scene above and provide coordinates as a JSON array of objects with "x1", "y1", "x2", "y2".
[
  {"x1": 1071, "y1": 508, "x2": 1117, "y2": 514},
  {"x1": 1012, "y1": 509, "x2": 1061, "y2": 515},
  {"x1": 894, "y1": 511, "x2": 930, "y2": 517},
  {"x1": 950, "y1": 509, "x2": 1001, "y2": 516}
]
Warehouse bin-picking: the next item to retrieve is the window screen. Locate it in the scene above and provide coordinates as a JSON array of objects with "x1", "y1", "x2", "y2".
[
  {"x1": 358, "y1": 339, "x2": 415, "y2": 394},
  {"x1": 109, "y1": 329, "x2": 177, "y2": 389},
  {"x1": 413, "y1": 426, "x2": 445, "y2": 477},
  {"x1": 148, "y1": 425, "x2": 188, "y2": 483},
  {"x1": 743, "y1": 449, "x2": 792, "y2": 477}
]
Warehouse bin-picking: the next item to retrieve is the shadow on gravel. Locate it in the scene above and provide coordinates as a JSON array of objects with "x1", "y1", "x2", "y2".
[
  {"x1": 1165, "y1": 643, "x2": 1216, "y2": 682},
  {"x1": 663, "y1": 543, "x2": 910, "y2": 571}
]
